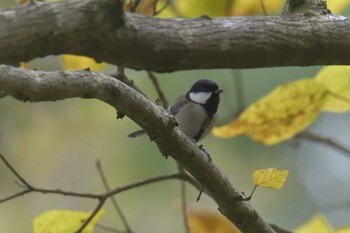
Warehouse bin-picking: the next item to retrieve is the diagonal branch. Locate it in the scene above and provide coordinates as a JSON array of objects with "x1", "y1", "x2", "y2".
[
  {"x1": 96, "y1": 160, "x2": 133, "y2": 233},
  {"x1": 0, "y1": 65, "x2": 291, "y2": 233},
  {"x1": 0, "y1": 0, "x2": 349, "y2": 72},
  {"x1": 296, "y1": 132, "x2": 350, "y2": 158}
]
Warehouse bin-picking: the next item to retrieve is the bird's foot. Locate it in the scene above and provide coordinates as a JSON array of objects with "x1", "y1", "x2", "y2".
[{"x1": 198, "y1": 145, "x2": 212, "y2": 162}]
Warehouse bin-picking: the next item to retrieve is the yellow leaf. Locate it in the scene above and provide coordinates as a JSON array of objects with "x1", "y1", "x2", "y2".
[
  {"x1": 252, "y1": 168, "x2": 288, "y2": 189},
  {"x1": 20, "y1": 62, "x2": 28, "y2": 68},
  {"x1": 188, "y1": 210, "x2": 241, "y2": 233},
  {"x1": 327, "y1": 0, "x2": 350, "y2": 14},
  {"x1": 295, "y1": 214, "x2": 332, "y2": 233},
  {"x1": 335, "y1": 226, "x2": 350, "y2": 233},
  {"x1": 315, "y1": 66, "x2": 350, "y2": 112},
  {"x1": 212, "y1": 79, "x2": 328, "y2": 145},
  {"x1": 33, "y1": 209, "x2": 105, "y2": 233},
  {"x1": 230, "y1": 0, "x2": 284, "y2": 16},
  {"x1": 60, "y1": 54, "x2": 106, "y2": 71}
]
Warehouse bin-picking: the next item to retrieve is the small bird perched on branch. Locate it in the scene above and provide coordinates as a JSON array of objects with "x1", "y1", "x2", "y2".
[{"x1": 128, "y1": 79, "x2": 223, "y2": 142}]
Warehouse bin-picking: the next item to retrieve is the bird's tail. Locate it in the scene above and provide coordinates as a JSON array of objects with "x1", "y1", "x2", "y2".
[{"x1": 128, "y1": 129, "x2": 146, "y2": 138}]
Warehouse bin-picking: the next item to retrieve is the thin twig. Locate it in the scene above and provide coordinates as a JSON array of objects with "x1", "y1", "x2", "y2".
[
  {"x1": 77, "y1": 173, "x2": 188, "y2": 232},
  {"x1": 196, "y1": 185, "x2": 204, "y2": 202},
  {"x1": 96, "y1": 223, "x2": 126, "y2": 233},
  {"x1": 0, "y1": 153, "x2": 101, "y2": 203},
  {"x1": 0, "y1": 190, "x2": 31, "y2": 204},
  {"x1": 147, "y1": 71, "x2": 168, "y2": 108},
  {"x1": 224, "y1": 0, "x2": 234, "y2": 16},
  {"x1": 0, "y1": 153, "x2": 196, "y2": 233},
  {"x1": 231, "y1": 70, "x2": 245, "y2": 116},
  {"x1": 96, "y1": 160, "x2": 133, "y2": 233},
  {"x1": 296, "y1": 132, "x2": 350, "y2": 158},
  {"x1": 167, "y1": 0, "x2": 183, "y2": 17},
  {"x1": 259, "y1": 0, "x2": 268, "y2": 16},
  {"x1": 111, "y1": 72, "x2": 145, "y2": 97},
  {"x1": 153, "y1": 0, "x2": 169, "y2": 16},
  {"x1": 241, "y1": 185, "x2": 258, "y2": 201},
  {"x1": 76, "y1": 196, "x2": 108, "y2": 233},
  {"x1": 111, "y1": 68, "x2": 146, "y2": 119},
  {"x1": 105, "y1": 173, "x2": 188, "y2": 197},
  {"x1": 177, "y1": 165, "x2": 190, "y2": 233},
  {"x1": 0, "y1": 153, "x2": 32, "y2": 187}
]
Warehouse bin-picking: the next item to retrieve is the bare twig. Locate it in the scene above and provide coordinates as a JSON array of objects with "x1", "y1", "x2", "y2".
[
  {"x1": 224, "y1": 0, "x2": 234, "y2": 16},
  {"x1": 96, "y1": 223, "x2": 125, "y2": 232},
  {"x1": 241, "y1": 185, "x2": 258, "y2": 201},
  {"x1": 147, "y1": 71, "x2": 168, "y2": 108},
  {"x1": 260, "y1": 0, "x2": 268, "y2": 16},
  {"x1": 0, "y1": 152, "x2": 194, "y2": 233},
  {"x1": 0, "y1": 190, "x2": 31, "y2": 204},
  {"x1": 111, "y1": 72, "x2": 145, "y2": 96},
  {"x1": 296, "y1": 132, "x2": 350, "y2": 158},
  {"x1": 231, "y1": 70, "x2": 245, "y2": 116},
  {"x1": 0, "y1": 153, "x2": 32, "y2": 188},
  {"x1": 166, "y1": 0, "x2": 182, "y2": 17},
  {"x1": 0, "y1": 153, "x2": 101, "y2": 204},
  {"x1": 153, "y1": 0, "x2": 169, "y2": 16},
  {"x1": 96, "y1": 160, "x2": 133, "y2": 233},
  {"x1": 76, "y1": 196, "x2": 109, "y2": 233},
  {"x1": 77, "y1": 173, "x2": 189, "y2": 232},
  {"x1": 196, "y1": 185, "x2": 204, "y2": 202},
  {"x1": 177, "y1": 165, "x2": 190, "y2": 233}
]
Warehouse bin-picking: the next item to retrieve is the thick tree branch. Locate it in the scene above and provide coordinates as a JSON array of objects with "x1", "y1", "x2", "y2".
[
  {"x1": 0, "y1": 0, "x2": 349, "y2": 72},
  {"x1": 0, "y1": 65, "x2": 291, "y2": 233}
]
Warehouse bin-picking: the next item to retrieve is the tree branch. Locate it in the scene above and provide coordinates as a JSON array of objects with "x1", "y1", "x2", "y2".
[
  {"x1": 0, "y1": 152, "x2": 190, "y2": 232},
  {"x1": 96, "y1": 160, "x2": 133, "y2": 233},
  {"x1": 296, "y1": 132, "x2": 350, "y2": 158},
  {"x1": 0, "y1": 65, "x2": 291, "y2": 233},
  {"x1": 0, "y1": 0, "x2": 349, "y2": 72}
]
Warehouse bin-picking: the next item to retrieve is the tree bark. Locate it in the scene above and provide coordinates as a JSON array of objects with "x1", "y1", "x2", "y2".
[
  {"x1": 0, "y1": 65, "x2": 292, "y2": 233},
  {"x1": 0, "y1": 0, "x2": 349, "y2": 72}
]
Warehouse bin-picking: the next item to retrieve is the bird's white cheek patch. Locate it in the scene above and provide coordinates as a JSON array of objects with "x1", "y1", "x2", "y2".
[{"x1": 189, "y1": 92, "x2": 212, "y2": 104}]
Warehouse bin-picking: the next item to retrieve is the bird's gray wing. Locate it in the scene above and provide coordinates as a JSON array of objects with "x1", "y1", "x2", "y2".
[
  {"x1": 129, "y1": 95, "x2": 189, "y2": 138},
  {"x1": 169, "y1": 95, "x2": 191, "y2": 115}
]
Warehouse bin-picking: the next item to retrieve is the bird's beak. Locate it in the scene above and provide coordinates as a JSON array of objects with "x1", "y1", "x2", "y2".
[{"x1": 215, "y1": 88, "x2": 224, "y2": 94}]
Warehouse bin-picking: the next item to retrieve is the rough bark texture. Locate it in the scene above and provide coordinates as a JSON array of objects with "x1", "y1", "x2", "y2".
[
  {"x1": 0, "y1": 0, "x2": 340, "y2": 232},
  {"x1": 0, "y1": 0, "x2": 349, "y2": 72},
  {"x1": 0, "y1": 65, "x2": 290, "y2": 233}
]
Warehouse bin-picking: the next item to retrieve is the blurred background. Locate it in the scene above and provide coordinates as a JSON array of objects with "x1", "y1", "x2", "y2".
[{"x1": 1, "y1": 0, "x2": 350, "y2": 232}]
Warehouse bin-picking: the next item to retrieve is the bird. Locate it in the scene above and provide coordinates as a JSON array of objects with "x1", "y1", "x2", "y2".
[{"x1": 128, "y1": 79, "x2": 223, "y2": 142}]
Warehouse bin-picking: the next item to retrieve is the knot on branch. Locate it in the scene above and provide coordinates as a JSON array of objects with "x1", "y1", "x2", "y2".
[{"x1": 283, "y1": 0, "x2": 329, "y2": 15}]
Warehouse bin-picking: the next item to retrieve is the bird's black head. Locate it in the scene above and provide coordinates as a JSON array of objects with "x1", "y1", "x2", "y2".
[{"x1": 186, "y1": 79, "x2": 223, "y2": 115}]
